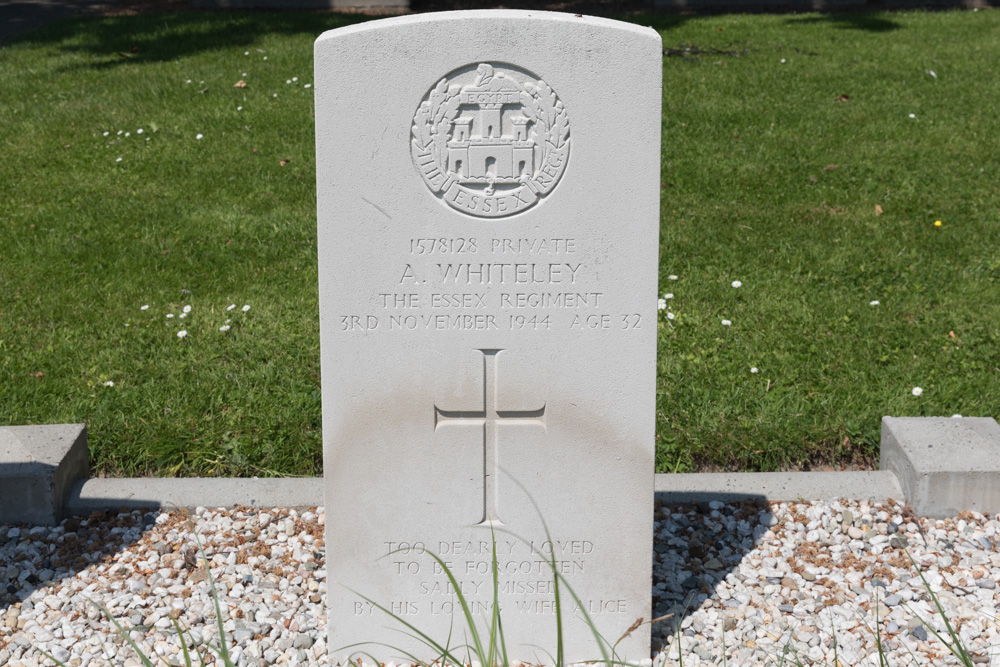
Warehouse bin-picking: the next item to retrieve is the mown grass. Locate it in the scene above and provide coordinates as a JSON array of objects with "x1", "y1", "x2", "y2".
[
  {"x1": 651, "y1": 9, "x2": 1000, "y2": 472},
  {"x1": 0, "y1": 9, "x2": 998, "y2": 476}
]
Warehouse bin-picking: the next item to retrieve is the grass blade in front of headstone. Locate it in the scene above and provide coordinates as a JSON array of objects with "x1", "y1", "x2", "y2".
[
  {"x1": 902, "y1": 549, "x2": 975, "y2": 666},
  {"x1": 188, "y1": 524, "x2": 236, "y2": 666},
  {"x1": 170, "y1": 612, "x2": 210, "y2": 667},
  {"x1": 486, "y1": 525, "x2": 509, "y2": 667},
  {"x1": 505, "y1": 474, "x2": 623, "y2": 666},
  {"x1": 39, "y1": 597, "x2": 158, "y2": 667},
  {"x1": 348, "y1": 510, "x2": 641, "y2": 667},
  {"x1": 87, "y1": 598, "x2": 158, "y2": 667},
  {"x1": 342, "y1": 587, "x2": 475, "y2": 666}
]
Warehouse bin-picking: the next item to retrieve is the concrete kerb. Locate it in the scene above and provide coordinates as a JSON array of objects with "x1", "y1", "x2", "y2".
[
  {"x1": 63, "y1": 470, "x2": 902, "y2": 517},
  {"x1": 654, "y1": 469, "x2": 903, "y2": 504},
  {"x1": 66, "y1": 477, "x2": 326, "y2": 515},
  {"x1": 2, "y1": 417, "x2": 999, "y2": 522}
]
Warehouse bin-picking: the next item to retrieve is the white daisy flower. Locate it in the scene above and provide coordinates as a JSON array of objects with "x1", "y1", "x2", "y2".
[
  {"x1": 731, "y1": 280, "x2": 742, "y2": 288},
  {"x1": 237, "y1": 106, "x2": 243, "y2": 111},
  {"x1": 286, "y1": 79, "x2": 291, "y2": 84},
  {"x1": 177, "y1": 330, "x2": 188, "y2": 338},
  {"x1": 115, "y1": 157, "x2": 122, "y2": 163},
  {"x1": 911, "y1": 387, "x2": 923, "y2": 396},
  {"x1": 952, "y1": 414, "x2": 962, "y2": 418},
  {"x1": 179, "y1": 313, "x2": 187, "y2": 319},
  {"x1": 137, "y1": 129, "x2": 144, "y2": 134},
  {"x1": 666, "y1": 312, "x2": 675, "y2": 320},
  {"x1": 103, "y1": 131, "x2": 110, "y2": 136},
  {"x1": 657, "y1": 299, "x2": 667, "y2": 310},
  {"x1": 124, "y1": 132, "x2": 130, "y2": 137},
  {"x1": 183, "y1": 305, "x2": 192, "y2": 313},
  {"x1": 227, "y1": 304, "x2": 236, "y2": 311},
  {"x1": 104, "y1": 381, "x2": 115, "y2": 387},
  {"x1": 166, "y1": 313, "x2": 174, "y2": 319},
  {"x1": 292, "y1": 77, "x2": 298, "y2": 82},
  {"x1": 721, "y1": 319, "x2": 732, "y2": 326},
  {"x1": 242, "y1": 304, "x2": 251, "y2": 312},
  {"x1": 244, "y1": 51, "x2": 249, "y2": 55},
  {"x1": 664, "y1": 293, "x2": 673, "y2": 300},
  {"x1": 117, "y1": 130, "x2": 123, "y2": 135},
  {"x1": 304, "y1": 84, "x2": 312, "y2": 89},
  {"x1": 196, "y1": 133, "x2": 204, "y2": 140},
  {"x1": 668, "y1": 275, "x2": 678, "y2": 280},
  {"x1": 220, "y1": 325, "x2": 231, "y2": 332},
  {"x1": 140, "y1": 305, "x2": 149, "y2": 310},
  {"x1": 870, "y1": 300, "x2": 880, "y2": 306},
  {"x1": 908, "y1": 113, "x2": 916, "y2": 119},
  {"x1": 263, "y1": 56, "x2": 268, "y2": 60},
  {"x1": 751, "y1": 367, "x2": 759, "y2": 374}
]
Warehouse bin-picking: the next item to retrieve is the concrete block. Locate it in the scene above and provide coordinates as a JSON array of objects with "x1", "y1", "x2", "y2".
[
  {"x1": 0, "y1": 424, "x2": 88, "y2": 525},
  {"x1": 881, "y1": 416, "x2": 1000, "y2": 518}
]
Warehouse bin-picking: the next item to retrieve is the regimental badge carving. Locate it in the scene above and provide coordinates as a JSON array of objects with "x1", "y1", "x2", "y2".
[{"x1": 412, "y1": 63, "x2": 570, "y2": 219}]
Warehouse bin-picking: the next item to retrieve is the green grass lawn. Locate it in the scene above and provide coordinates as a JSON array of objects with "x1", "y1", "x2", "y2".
[{"x1": 1, "y1": 8, "x2": 998, "y2": 477}]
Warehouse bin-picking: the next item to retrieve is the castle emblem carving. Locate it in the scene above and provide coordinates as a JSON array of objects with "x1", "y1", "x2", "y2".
[{"x1": 412, "y1": 63, "x2": 570, "y2": 218}]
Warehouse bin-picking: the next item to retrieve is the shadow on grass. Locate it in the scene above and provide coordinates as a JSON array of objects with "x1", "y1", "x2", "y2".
[
  {"x1": 0, "y1": 0, "x2": 103, "y2": 44},
  {"x1": 785, "y1": 11, "x2": 902, "y2": 31},
  {"x1": 6, "y1": 4, "x2": 701, "y2": 66},
  {"x1": 7, "y1": 10, "x2": 370, "y2": 70}
]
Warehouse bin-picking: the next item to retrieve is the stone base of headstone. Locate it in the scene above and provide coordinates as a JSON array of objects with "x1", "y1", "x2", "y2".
[
  {"x1": 0, "y1": 424, "x2": 89, "y2": 526},
  {"x1": 881, "y1": 416, "x2": 1000, "y2": 518}
]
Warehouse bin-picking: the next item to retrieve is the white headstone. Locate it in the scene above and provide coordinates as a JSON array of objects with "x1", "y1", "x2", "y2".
[{"x1": 315, "y1": 11, "x2": 661, "y2": 662}]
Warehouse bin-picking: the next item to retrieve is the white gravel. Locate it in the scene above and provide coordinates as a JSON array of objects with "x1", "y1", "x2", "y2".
[
  {"x1": 2, "y1": 498, "x2": 999, "y2": 666},
  {"x1": 0, "y1": 507, "x2": 327, "y2": 667},
  {"x1": 652, "y1": 497, "x2": 1000, "y2": 666}
]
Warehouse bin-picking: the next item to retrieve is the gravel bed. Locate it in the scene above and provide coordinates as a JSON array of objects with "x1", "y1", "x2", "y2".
[
  {"x1": 0, "y1": 507, "x2": 327, "y2": 667},
  {"x1": 1, "y1": 499, "x2": 999, "y2": 666},
  {"x1": 652, "y1": 497, "x2": 1000, "y2": 666}
]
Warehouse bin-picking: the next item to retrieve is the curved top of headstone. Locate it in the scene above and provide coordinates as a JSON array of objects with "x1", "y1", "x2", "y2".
[{"x1": 315, "y1": 9, "x2": 659, "y2": 44}]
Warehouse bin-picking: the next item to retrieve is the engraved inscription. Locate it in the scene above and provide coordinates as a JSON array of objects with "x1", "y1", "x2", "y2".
[
  {"x1": 412, "y1": 64, "x2": 570, "y2": 218},
  {"x1": 366, "y1": 539, "x2": 628, "y2": 620},
  {"x1": 338, "y1": 237, "x2": 639, "y2": 332},
  {"x1": 434, "y1": 349, "x2": 545, "y2": 525}
]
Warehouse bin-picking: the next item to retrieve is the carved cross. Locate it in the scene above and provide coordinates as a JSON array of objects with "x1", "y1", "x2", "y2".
[{"x1": 434, "y1": 349, "x2": 546, "y2": 526}]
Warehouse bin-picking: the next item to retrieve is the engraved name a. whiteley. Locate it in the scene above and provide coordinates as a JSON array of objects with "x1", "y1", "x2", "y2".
[{"x1": 412, "y1": 63, "x2": 570, "y2": 218}]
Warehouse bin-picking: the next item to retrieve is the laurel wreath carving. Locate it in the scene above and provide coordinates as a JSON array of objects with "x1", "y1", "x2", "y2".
[
  {"x1": 521, "y1": 80, "x2": 570, "y2": 154},
  {"x1": 412, "y1": 69, "x2": 569, "y2": 183},
  {"x1": 411, "y1": 78, "x2": 462, "y2": 170}
]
